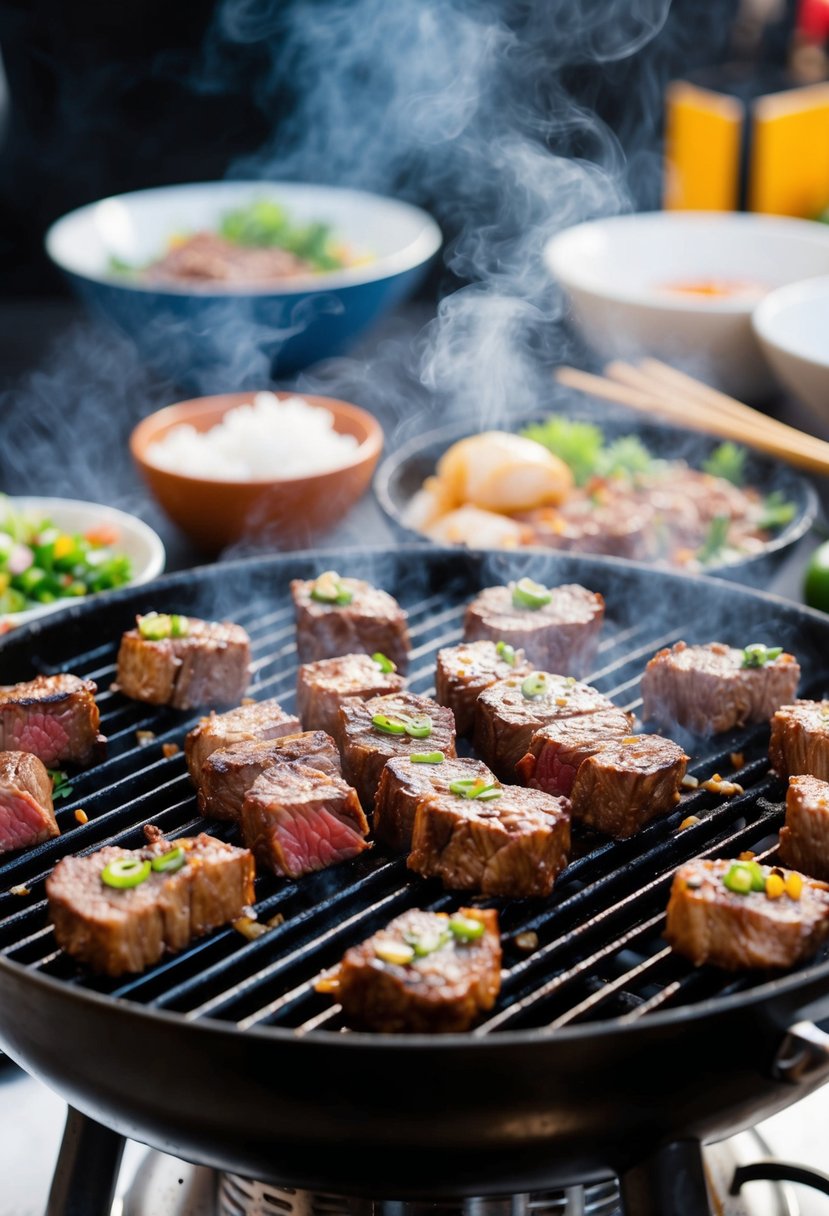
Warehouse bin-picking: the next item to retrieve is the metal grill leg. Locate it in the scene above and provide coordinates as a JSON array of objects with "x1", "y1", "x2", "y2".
[
  {"x1": 619, "y1": 1140, "x2": 711, "y2": 1216},
  {"x1": 46, "y1": 1108, "x2": 125, "y2": 1216}
]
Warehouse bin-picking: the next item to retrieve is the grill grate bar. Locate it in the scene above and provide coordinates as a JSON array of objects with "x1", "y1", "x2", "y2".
[{"x1": 546, "y1": 946, "x2": 674, "y2": 1029}]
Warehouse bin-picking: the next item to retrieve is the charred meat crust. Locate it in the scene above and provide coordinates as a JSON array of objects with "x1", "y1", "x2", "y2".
[
  {"x1": 0, "y1": 674, "x2": 104, "y2": 767},
  {"x1": 374, "y1": 755, "x2": 497, "y2": 852},
  {"x1": 185, "y1": 698, "x2": 302, "y2": 787},
  {"x1": 516, "y1": 706, "x2": 635, "y2": 794},
  {"x1": 463, "y1": 583, "x2": 604, "y2": 676},
  {"x1": 769, "y1": 700, "x2": 829, "y2": 782},
  {"x1": 568, "y1": 734, "x2": 688, "y2": 839},
  {"x1": 435, "y1": 640, "x2": 532, "y2": 737},
  {"x1": 779, "y1": 774, "x2": 829, "y2": 882},
  {"x1": 197, "y1": 731, "x2": 342, "y2": 821},
  {"x1": 291, "y1": 578, "x2": 411, "y2": 673},
  {"x1": 296, "y1": 653, "x2": 406, "y2": 738},
  {"x1": 115, "y1": 617, "x2": 251, "y2": 710}
]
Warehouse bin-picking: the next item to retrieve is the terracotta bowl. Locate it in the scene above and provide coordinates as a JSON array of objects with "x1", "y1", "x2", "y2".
[{"x1": 130, "y1": 392, "x2": 383, "y2": 554}]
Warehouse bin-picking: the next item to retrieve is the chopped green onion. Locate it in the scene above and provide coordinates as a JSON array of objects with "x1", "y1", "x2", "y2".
[
  {"x1": 698, "y1": 514, "x2": 731, "y2": 564},
  {"x1": 372, "y1": 652, "x2": 396, "y2": 674},
  {"x1": 410, "y1": 751, "x2": 445, "y2": 764},
  {"x1": 741, "y1": 644, "x2": 783, "y2": 669},
  {"x1": 702, "y1": 442, "x2": 746, "y2": 486},
  {"x1": 310, "y1": 571, "x2": 353, "y2": 605},
  {"x1": 404, "y1": 715, "x2": 433, "y2": 740},
  {"x1": 512, "y1": 578, "x2": 552, "y2": 610},
  {"x1": 47, "y1": 768, "x2": 73, "y2": 801},
  {"x1": 448, "y1": 914, "x2": 486, "y2": 942},
  {"x1": 170, "y1": 614, "x2": 189, "y2": 638},
  {"x1": 374, "y1": 940, "x2": 415, "y2": 966},
  {"x1": 722, "y1": 862, "x2": 754, "y2": 895},
  {"x1": 405, "y1": 928, "x2": 452, "y2": 957},
  {"x1": 371, "y1": 713, "x2": 407, "y2": 736},
  {"x1": 449, "y1": 778, "x2": 502, "y2": 801},
  {"x1": 101, "y1": 857, "x2": 151, "y2": 889},
  {"x1": 150, "y1": 846, "x2": 187, "y2": 874},
  {"x1": 758, "y1": 490, "x2": 797, "y2": 531},
  {"x1": 371, "y1": 712, "x2": 433, "y2": 740},
  {"x1": 495, "y1": 640, "x2": 517, "y2": 666},
  {"x1": 137, "y1": 612, "x2": 185, "y2": 641},
  {"x1": 744, "y1": 860, "x2": 768, "y2": 892},
  {"x1": 521, "y1": 672, "x2": 549, "y2": 699}
]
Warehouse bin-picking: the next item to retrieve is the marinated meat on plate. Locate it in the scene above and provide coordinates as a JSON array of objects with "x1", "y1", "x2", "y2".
[
  {"x1": 569, "y1": 734, "x2": 688, "y2": 838},
  {"x1": 665, "y1": 857, "x2": 829, "y2": 970},
  {"x1": 46, "y1": 826, "x2": 255, "y2": 976},
  {"x1": 408, "y1": 782, "x2": 571, "y2": 898},
  {"x1": 292, "y1": 571, "x2": 411, "y2": 672},
  {"x1": 320, "y1": 907, "x2": 501, "y2": 1033},
  {"x1": 374, "y1": 754, "x2": 497, "y2": 852},
  {"x1": 641, "y1": 641, "x2": 799, "y2": 736},
  {"x1": 240, "y1": 763, "x2": 369, "y2": 878},
  {"x1": 116, "y1": 612, "x2": 250, "y2": 710},
  {"x1": 778, "y1": 775, "x2": 829, "y2": 881},
  {"x1": 435, "y1": 639, "x2": 532, "y2": 737},
  {"x1": 0, "y1": 674, "x2": 103, "y2": 767},
  {"x1": 296, "y1": 652, "x2": 406, "y2": 737},
  {"x1": 516, "y1": 706, "x2": 634, "y2": 796},
  {"x1": 769, "y1": 700, "x2": 829, "y2": 781},
  {"x1": 197, "y1": 731, "x2": 341, "y2": 820},
  {"x1": 463, "y1": 579, "x2": 604, "y2": 675},
  {"x1": 0, "y1": 752, "x2": 59, "y2": 853},
  {"x1": 338, "y1": 692, "x2": 457, "y2": 811},
  {"x1": 185, "y1": 698, "x2": 302, "y2": 786}
]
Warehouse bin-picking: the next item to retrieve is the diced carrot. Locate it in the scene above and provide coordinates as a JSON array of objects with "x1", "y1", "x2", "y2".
[{"x1": 85, "y1": 525, "x2": 119, "y2": 547}]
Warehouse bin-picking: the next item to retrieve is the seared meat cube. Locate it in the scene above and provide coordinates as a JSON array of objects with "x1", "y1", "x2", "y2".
[
  {"x1": 240, "y1": 763, "x2": 369, "y2": 878},
  {"x1": 516, "y1": 706, "x2": 635, "y2": 795},
  {"x1": 408, "y1": 784, "x2": 571, "y2": 898},
  {"x1": 339, "y1": 692, "x2": 457, "y2": 810},
  {"x1": 463, "y1": 582, "x2": 604, "y2": 675},
  {"x1": 328, "y1": 907, "x2": 501, "y2": 1033},
  {"x1": 641, "y1": 641, "x2": 800, "y2": 736},
  {"x1": 665, "y1": 857, "x2": 829, "y2": 970},
  {"x1": 116, "y1": 614, "x2": 251, "y2": 710},
  {"x1": 569, "y1": 734, "x2": 687, "y2": 838},
  {"x1": 435, "y1": 640, "x2": 532, "y2": 737},
  {"x1": 185, "y1": 698, "x2": 302, "y2": 786},
  {"x1": 198, "y1": 731, "x2": 341, "y2": 820},
  {"x1": 292, "y1": 573, "x2": 411, "y2": 673},
  {"x1": 0, "y1": 752, "x2": 59, "y2": 853},
  {"x1": 779, "y1": 775, "x2": 829, "y2": 881},
  {"x1": 374, "y1": 755, "x2": 497, "y2": 852},
  {"x1": 474, "y1": 673, "x2": 614, "y2": 779},
  {"x1": 769, "y1": 700, "x2": 829, "y2": 781},
  {"x1": 297, "y1": 653, "x2": 406, "y2": 737},
  {"x1": 46, "y1": 828, "x2": 255, "y2": 976},
  {"x1": 0, "y1": 674, "x2": 103, "y2": 767}
]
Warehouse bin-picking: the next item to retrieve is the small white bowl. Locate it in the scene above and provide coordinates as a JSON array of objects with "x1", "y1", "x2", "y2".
[
  {"x1": 0, "y1": 498, "x2": 165, "y2": 631},
  {"x1": 752, "y1": 275, "x2": 829, "y2": 417},
  {"x1": 545, "y1": 211, "x2": 829, "y2": 400}
]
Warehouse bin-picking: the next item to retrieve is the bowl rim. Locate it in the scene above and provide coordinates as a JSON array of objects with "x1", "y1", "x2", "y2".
[
  {"x1": 44, "y1": 180, "x2": 443, "y2": 298},
  {"x1": 544, "y1": 210, "x2": 829, "y2": 315},
  {"x1": 751, "y1": 272, "x2": 829, "y2": 369},
  {"x1": 130, "y1": 390, "x2": 384, "y2": 489}
]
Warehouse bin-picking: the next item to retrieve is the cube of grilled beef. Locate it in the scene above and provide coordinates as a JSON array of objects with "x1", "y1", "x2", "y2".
[
  {"x1": 0, "y1": 751, "x2": 59, "y2": 853},
  {"x1": 185, "y1": 698, "x2": 303, "y2": 786},
  {"x1": 568, "y1": 734, "x2": 687, "y2": 839},
  {"x1": 296, "y1": 653, "x2": 406, "y2": 738},
  {"x1": 516, "y1": 706, "x2": 635, "y2": 796},
  {"x1": 778, "y1": 775, "x2": 829, "y2": 882},
  {"x1": 408, "y1": 784, "x2": 571, "y2": 898},
  {"x1": 474, "y1": 673, "x2": 614, "y2": 780},
  {"x1": 641, "y1": 641, "x2": 800, "y2": 736},
  {"x1": 116, "y1": 615, "x2": 251, "y2": 710},
  {"x1": 374, "y1": 755, "x2": 497, "y2": 852},
  {"x1": 339, "y1": 692, "x2": 457, "y2": 810},
  {"x1": 239, "y1": 763, "x2": 369, "y2": 878},
  {"x1": 291, "y1": 575, "x2": 411, "y2": 673},
  {"x1": 197, "y1": 731, "x2": 342, "y2": 820},
  {"x1": 0, "y1": 674, "x2": 103, "y2": 767},
  {"x1": 665, "y1": 857, "x2": 829, "y2": 970},
  {"x1": 463, "y1": 583, "x2": 604, "y2": 676},
  {"x1": 328, "y1": 907, "x2": 501, "y2": 1033},
  {"x1": 46, "y1": 829, "x2": 255, "y2": 976},
  {"x1": 769, "y1": 700, "x2": 829, "y2": 781},
  {"x1": 435, "y1": 640, "x2": 532, "y2": 737}
]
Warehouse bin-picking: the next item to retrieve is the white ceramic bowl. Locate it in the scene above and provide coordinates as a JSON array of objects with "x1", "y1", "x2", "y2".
[
  {"x1": 0, "y1": 498, "x2": 165, "y2": 631},
  {"x1": 544, "y1": 211, "x2": 829, "y2": 400},
  {"x1": 752, "y1": 275, "x2": 829, "y2": 417}
]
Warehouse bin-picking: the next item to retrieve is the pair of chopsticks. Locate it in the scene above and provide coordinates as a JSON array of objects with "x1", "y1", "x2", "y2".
[{"x1": 555, "y1": 359, "x2": 829, "y2": 478}]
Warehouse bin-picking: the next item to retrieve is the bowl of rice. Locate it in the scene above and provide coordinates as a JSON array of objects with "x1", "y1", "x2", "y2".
[{"x1": 130, "y1": 390, "x2": 383, "y2": 553}]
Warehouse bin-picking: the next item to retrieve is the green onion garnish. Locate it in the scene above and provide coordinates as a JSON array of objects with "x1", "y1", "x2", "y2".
[
  {"x1": 374, "y1": 940, "x2": 415, "y2": 965},
  {"x1": 372, "y1": 713, "x2": 407, "y2": 736},
  {"x1": 698, "y1": 515, "x2": 730, "y2": 564},
  {"x1": 449, "y1": 778, "x2": 502, "y2": 801},
  {"x1": 448, "y1": 914, "x2": 485, "y2": 942},
  {"x1": 137, "y1": 612, "x2": 189, "y2": 642},
  {"x1": 170, "y1": 614, "x2": 188, "y2": 638},
  {"x1": 512, "y1": 577, "x2": 552, "y2": 610},
  {"x1": 702, "y1": 442, "x2": 746, "y2": 486},
  {"x1": 150, "y1": 846, "x2": 187, "y2": 874},
  {"x1": 405, "y1": 928, "x2": 452, "y2": 958},
  {"x1": 741, "y1": 644, "x2": 783, "y2": 669},
  {"x1": 101, "y1": 857, "x2": 151, "y2": 889},
  {"x1": 722, "y1": 863, "x2": 755, "y2": 895},
  {"x1": 372, "y1": 652, "x2": 396, "y2": 673},
  {"x1": 410, "y1": 751, "x2": 445, "y2": 764},
  {"x1": 757, "y1": 490, "x2": 796, "y2": 531},
  {"x1": 521, "y1": 672, "x2": 549, "y2": 699},
  {"x1": 310, "y1": 571, "x2": 353, "y2": 605},
  {"x1": 47, "y1": 768, "x2": 73, "y2": 801},
  {"x1": 371, "y1": 712, "x2": 433, "y2": 740},
  {"x1": 495, "y1": 640, "x2": 517, "y2": 666}
]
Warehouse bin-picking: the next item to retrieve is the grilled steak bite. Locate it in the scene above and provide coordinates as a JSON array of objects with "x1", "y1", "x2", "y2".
[
  {"x1": 665, "y1": 857, "x2": 829, "y2": 970},
  {"x1": 374, "y1": 755, "x2": 497, "y2": 852},
  {"x1": 116, "y1": 613, "x2": 251, "y2": 710},
  {"x1": 239, "y1": 764, "x2": 369, "y2": 878},
  {"x1": 769, "y1": 700, "x2": 829, "y2": 781},
  {"x1": 185, "y1": 698, "x2": 302, "y2": 786},
  {"x1": 435, "y1": 640, "x2": 532, "y2": 737},
  {"x1": 338, "y1": 692, "x2": 457, "y2": 810},
  {"x1": 46, "y1": 828, "x2": 255, "y2": 976},
  {"x1": 516, "y1": 706, "x2": 635, "y2": 796},
  {"x1": 296, "y1": 653, "x2": 406, "y2": 737},
  {"x1": 474, "y1": 673, "x2": 614, "y2": 779},
  {"x1": 0, "y1": 752, "x2": 58, "y2": 853},
  {"x1": 198, "y1": 731, "x2": 341, "y2": 820},
  {"x1": 0, "y1": 674, "x2": 103, "y2": 767},
  {"x1": 569, "y1": 734, "x2": 687, "y2": 838},
  {"x1": 463, "y1": 580, "x2": 605, "y2": 675},
  {"x1": 408, "y1": 784, "x2": 571, "y2": 898},
  {"x1": 328, "y1": 907, "x2": 501, "y2": 1033},
  {"x1": 292, "y1": 572, "x2": 411, "y2": 673},
  {"x1": 779, "y1": 775, "x2": 829, "y2": 881},
  {"x1": 641, "y1": 641, "x2": 800, "y2": 736}
]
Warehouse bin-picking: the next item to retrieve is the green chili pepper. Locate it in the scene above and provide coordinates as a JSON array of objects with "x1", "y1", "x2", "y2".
[
  {"x1": 101, "y1": 857, "x2": 151, "y2": 890},
  {"x1": 495, "y1": 640, "x2": 517, "y2": 666},
  {"x1": 372, "y1": 712, "x2": 432, "y2": 740},
  {"x1": 150, "y1": 846, "x2": 187, "y2": 874},
  {"x1": 722, "y1": 863, "x2": 754, "y2": 895},
  {"x1": 372, "y1": 713, "x2": 407, "y2": 736},
  {"x1": 448, "y1": 914, "x2": 486, "y2": 942},
  {"x1": 410, "y1": 751, "x2": 445, "y2": 764},
  {"x1": 741, "y1": 644, "x2": 783, "y2": 669},
  {"x1": 372, "y1": 652, "x2": 396, "y2": 674},
  {"x1": 449, "y1": 778, "x2": 502, "y2": 801},
  {"x1": 512, "y1": 577, "x2": 552, "y2": 610},
  {"x1": 138, "y1": 612, "x2": 174, "y2": 641}
]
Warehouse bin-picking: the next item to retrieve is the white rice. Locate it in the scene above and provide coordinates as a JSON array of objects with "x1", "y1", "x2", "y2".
[{"x1": 146, "y1": 392, "x2": 360, "y2": 481}]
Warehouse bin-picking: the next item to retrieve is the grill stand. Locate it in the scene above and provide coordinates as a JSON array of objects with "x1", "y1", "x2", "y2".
[
  {"x1": 620, "y1": 1140, "x2": 711, "y2": 1215},
  {"x1": 47, "y1": 1108, "x2": 125, "y2": 1216}
]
